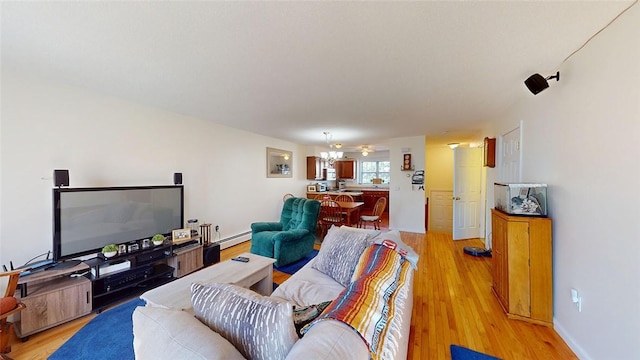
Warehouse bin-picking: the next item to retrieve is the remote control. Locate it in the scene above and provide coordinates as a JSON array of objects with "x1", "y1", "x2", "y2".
[{"x1": 232, "y1": 256, "x2": 250, "y2": 263}]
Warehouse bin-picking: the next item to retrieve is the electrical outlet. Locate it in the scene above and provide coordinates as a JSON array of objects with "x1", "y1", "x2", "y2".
[
  {"x1": 214, "y1": 225, "x2": 221, "y2": 242},
  {"x1": 571, "y1": 288, "x2": 582, "y2": 312}
]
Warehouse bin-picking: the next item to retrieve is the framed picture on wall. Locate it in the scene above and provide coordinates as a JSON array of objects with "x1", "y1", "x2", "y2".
[{"x1": 266, "y1": 147, "x2": 293, "y2": 178}]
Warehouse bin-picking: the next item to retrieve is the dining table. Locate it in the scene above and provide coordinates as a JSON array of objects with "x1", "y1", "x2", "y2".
[{"x1": 334, "y1": 201, "x2": 365, "y2": 226}]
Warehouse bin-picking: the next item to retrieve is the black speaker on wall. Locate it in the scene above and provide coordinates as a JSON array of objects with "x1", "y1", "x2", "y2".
[
  {"x1": 54, "y1": 169, "x2": 69, "y2": 187},
  {"x1": 525, "y1": 71, "x2": 560, "y2": 95},
  {"x1": 173, "y1": 172, "x2": 182, "y2": 185}
]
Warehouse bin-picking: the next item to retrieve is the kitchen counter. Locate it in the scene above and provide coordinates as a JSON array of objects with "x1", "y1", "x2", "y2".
[
  {"x1": 307, "y1": 188, "x2": 389, "y2": 197},
  {"x1": 307, "y1": 189, "x2": 389, "y2": 214},
  {"x1": 307, "y1": 191, "x2": 364, "y2": 196}
]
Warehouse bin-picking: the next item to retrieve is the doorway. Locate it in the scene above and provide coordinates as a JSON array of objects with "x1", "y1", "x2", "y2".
[
  {"x1": 429, "y1": 190, "x2": 453, "y2": 233},
  {"x1": 452, "y1": 147, "x2": 482, "y2": 240}
]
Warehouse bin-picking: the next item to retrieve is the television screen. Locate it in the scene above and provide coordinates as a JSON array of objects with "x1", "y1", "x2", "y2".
[{"x1": 53, "y1": 186, "x2": 183, "y2": 261}]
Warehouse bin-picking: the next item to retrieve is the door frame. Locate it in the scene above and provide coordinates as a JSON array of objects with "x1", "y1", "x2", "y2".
[{"x1": 452, "y1": 147, "x2": 483, "y2": 240}]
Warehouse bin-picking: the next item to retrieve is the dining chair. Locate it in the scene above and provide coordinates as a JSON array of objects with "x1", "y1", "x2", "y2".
[
  {"x1": 334, "y1": 194, "x2": 354, "y2": 203},
  {"x1": 1, "y1": 269, "x2": 26, "y2": 356},
  {"x1": 282, "y1": 193, "x2": 294, "y2": 202},
  {"x1": 319, "y1": 200, "x2": 345, "y2": 239},
  {"x1": 358, "y1": 196, "x2": 387, "y2": 230},
  {"x1": 334, "y1": 194, "x2": 354, "y2": 223}
]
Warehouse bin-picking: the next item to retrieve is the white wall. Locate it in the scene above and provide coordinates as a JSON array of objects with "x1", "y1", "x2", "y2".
[
  {"x1": 388, "y1": 136, "x2": 425, "y2": 233},
  {"x1": 0, "y1": 68, "x2": 308, "y2": 267},
  {"x1": 425, "y1": 143, "x2": 454, "y2": 194},
  {"x1": 484, "y1": 5, "x2": 639, "y2": 359}
]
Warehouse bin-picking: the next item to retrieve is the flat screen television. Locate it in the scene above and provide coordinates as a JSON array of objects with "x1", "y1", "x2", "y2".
[{"x1": 53, "y1": 186, "x2": 184, "y2": 263}]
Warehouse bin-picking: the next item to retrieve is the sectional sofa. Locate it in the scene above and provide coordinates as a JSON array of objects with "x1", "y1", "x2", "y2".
[{"x1": 132, "y1": 226, "x2": 417, "y2": 360}]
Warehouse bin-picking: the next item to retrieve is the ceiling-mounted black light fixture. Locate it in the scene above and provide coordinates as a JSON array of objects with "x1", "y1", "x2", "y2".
[{"x1": 524, "y1": 71, "x2": 560, "y2": 95}]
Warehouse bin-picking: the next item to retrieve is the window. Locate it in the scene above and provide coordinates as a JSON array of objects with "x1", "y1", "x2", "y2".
[{"x1": 360, "y1": 161, "x2": 390, "y2": 184}]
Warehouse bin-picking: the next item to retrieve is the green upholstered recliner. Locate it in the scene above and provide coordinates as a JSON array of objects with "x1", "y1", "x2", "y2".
[{"x1": 250, "y1": 197, "x2": 321, "y2": 267}]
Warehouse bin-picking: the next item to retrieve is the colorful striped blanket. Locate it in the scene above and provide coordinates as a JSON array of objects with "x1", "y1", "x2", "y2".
[{"x1": 302, "y1": 244, "x2": 413, "y2": 360}]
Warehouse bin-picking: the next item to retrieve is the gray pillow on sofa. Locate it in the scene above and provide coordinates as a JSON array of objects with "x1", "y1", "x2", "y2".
[
  {"x1": 312, "y1": 225, "x2": 371, "y2": 287},
  {"x1": 191, "y1": 282, "x2": 298, "y2": 360}
]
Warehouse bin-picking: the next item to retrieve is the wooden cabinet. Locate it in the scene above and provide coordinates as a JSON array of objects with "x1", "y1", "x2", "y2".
[
  {"x1": 491, "y1": 209, "x2": 553, "y2": 326},
  {"x1": 15, "y1": 265, "x2": 92, "y2": 338},
  {"x1": 306, "y1": 156, "x2": 326, "y2": 180},
  {"x1": 168, "y1": 244, "x2": 203, "y2": 278},
  {"x1": 335, "y1": 160, "x2": 356, "y2": 179},
  {"x1": 362, "y1": 190, "x2": 389, "y2": 214},
  {"x1": 484, "y1": 137, "x2": 496, "y2": 168}
]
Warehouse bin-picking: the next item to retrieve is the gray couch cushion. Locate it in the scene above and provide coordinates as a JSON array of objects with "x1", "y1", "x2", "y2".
[
  {"x1": 132, "y1": 306, "x2": 245, "y2": 360},
  {"x1": 312, "y1": 225, "x2": 371, "y2": 286},
  {"x1": 191, "y1": 282, "x2": 298, "y2": 360}
]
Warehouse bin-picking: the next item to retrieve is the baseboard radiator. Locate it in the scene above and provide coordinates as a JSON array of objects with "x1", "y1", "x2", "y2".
[{"x1": 217, "y1": 230, "x2": 251, "y2": 250}]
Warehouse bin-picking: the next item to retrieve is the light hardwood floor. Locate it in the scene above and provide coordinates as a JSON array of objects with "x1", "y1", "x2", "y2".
[{"x1": 7, "y1": 229, "x2": 577, "y2": 359}]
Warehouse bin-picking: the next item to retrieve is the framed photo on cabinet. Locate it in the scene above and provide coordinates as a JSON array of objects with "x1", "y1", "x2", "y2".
[
  {"x1": 483, "y1": 137, "x2": 496, "y2": 168},
  {"x1": 172, "y1": 228, "x2": 191, "y2": 244}
]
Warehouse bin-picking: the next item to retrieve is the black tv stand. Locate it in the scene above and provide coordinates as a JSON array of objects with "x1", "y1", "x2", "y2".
[
  {"x1": 84, "y1": 243, "x2": 175, "y2": 312},
  {"x1": 46, "y1": 259, "x2": 82, "y2": 270}
]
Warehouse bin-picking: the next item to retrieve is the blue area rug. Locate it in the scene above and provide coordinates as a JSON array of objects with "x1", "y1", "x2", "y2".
[
  {"x1": 450, "y1": 344, "x2": 501, "y2": 360},
  {"x1": 274, "y1": 249, "x2": 318, "y2": 275},
  {"x1": 48, "y1": 297, "x2": 145, "y2": 360}
]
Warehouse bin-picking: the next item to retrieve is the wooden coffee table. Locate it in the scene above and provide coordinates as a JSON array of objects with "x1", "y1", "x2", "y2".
[{"x1": 140, "y1": 252, "x2": 276, "y2": 311}]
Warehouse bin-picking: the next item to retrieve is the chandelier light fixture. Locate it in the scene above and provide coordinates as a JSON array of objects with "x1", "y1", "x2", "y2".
[
  {"x1": 448, "y1": 143, "x2": 460, "y2": 149},
  {"x1": 361, "y1": 146, "x2": 372, "y2": 156},
  {"x1": 320, "y1": 131, "x2": 343, "y2": 164}
]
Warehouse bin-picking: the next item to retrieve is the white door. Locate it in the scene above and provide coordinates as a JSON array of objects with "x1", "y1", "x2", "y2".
[
  {"x1": 430, "y1": 190, "x2": 453, "y2": 233},
  {"x1": 453, "y1": 147, "x2": 482, "y2": 240},
  {"x1": 501, "y1": 126, "x2": 522, "y2": 182}
]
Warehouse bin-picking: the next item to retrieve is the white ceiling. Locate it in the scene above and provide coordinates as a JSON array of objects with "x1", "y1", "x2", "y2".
[{"x1": 2, "y1": 1, "x2": 635, "y2": 150}]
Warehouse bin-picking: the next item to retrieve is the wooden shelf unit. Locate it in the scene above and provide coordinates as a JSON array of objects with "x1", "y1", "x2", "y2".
[
  {"x1": 168, "y1": 243, "x2": 203, "y2": 278},
  {"x1": 15, "y1": 263, "x2": 92, "y2": 339},
  {"x1": 491, "y1": 209, "x2": 553, "y2": 326},
  {"x1": 11, "y1": 238, "x2": 208, "y2": 336}
]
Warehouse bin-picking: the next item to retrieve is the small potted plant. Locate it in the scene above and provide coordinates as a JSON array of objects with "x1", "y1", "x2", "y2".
[
  {"x1": 152, "y1": 234, "x2": 165, "y2": 246},
  {"x1": 102, "y1": 244, "x2": 118, "y2": 258}
]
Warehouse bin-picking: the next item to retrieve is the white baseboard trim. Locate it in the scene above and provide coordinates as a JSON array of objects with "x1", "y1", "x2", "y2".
[
  {"x1": 218, "y1": 230, "x2": 251, "y2": 250},
  {"x1": 554, "y1": 318, "x2": 590, "y2": 360}
]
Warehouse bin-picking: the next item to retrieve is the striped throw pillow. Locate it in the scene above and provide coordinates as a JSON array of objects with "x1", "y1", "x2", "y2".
[{"x1": 191, "y1": 282, "x2": 298, "y2": 360}]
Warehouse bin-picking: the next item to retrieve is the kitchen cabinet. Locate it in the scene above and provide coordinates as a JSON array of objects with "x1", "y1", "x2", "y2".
[
  {"x1": 306, "y1": 156, "x2": 326, "y2": 180},
  {"x1": 491, "y1": 209, "x2": 553, "y2": 326},
  {"x1": 362, "y1": 190, "x2": 389, "y2": 214},
  {"x1": 335, "y1": 160, "x2": 356, "y2": 179}
]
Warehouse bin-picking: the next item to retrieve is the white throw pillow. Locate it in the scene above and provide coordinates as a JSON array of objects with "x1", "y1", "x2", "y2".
[
  {"x1": 191, "y1": 282, "x2": 298, "y2": 360},
  {"x1": 312, "y1": 225, "x2": 372, "y2": 287},
  {"x1": 371, "y1": 229, "x2": 419, "y2": 268},
  {"x1": 132, "y1": 306, "x2": 245, "y2": 360}
]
